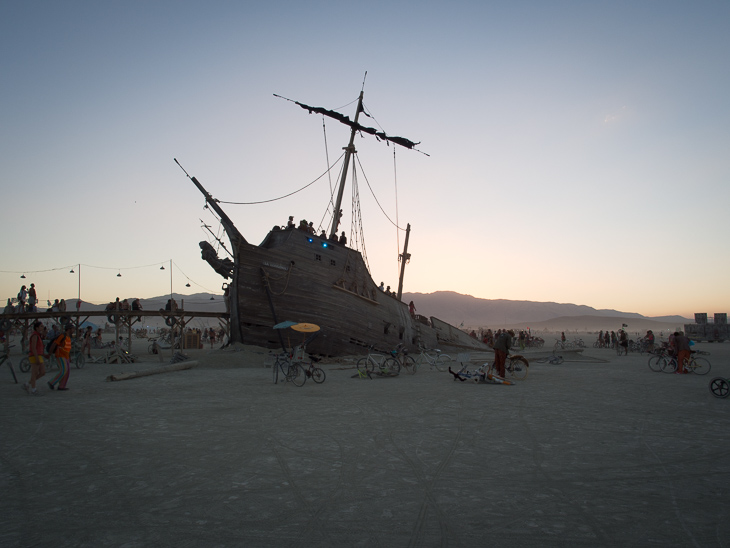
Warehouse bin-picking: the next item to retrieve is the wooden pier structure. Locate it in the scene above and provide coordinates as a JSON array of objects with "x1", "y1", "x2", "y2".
[{"x1": 1, "y1": 309, "x2": 230, "y2": 357}]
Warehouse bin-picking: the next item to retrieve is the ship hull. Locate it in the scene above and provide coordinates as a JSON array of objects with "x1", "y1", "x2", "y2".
[{"x1": 230, "y1": 227, "x2": 488, "y2": 356}]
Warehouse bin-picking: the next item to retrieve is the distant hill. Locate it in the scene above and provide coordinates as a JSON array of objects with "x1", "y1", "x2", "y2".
[
  {"x1": 68, "y1": 290, "x2": 689, "y2": 333},
  {"x1": 402, "y1": 291, "x2": 689, "y2": 332}
]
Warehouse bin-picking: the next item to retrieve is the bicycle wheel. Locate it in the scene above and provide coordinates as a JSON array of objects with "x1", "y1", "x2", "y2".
[
  {"x1": 358, "y1": 357, "x2": 374, "y2": 375},
  {"x1": 19, "y1": 357, "x2": 31, "y2": 373},
  {"x1": 289, "y1": 363, "x2": 306, "y2": 386},
  {"x1": 508, "y1": 356, "x2": 529, "y2": 380},
  {"x1": 383, "y1": 357, "x2": 400, "y2": 375},
  {"x1": 550, "y1": 355, "x2": 564, "y2": 365},
  {"x1": 689, "y1": 357, "x2": 711, "y2": 376},
  {"x1": 435, "y1": 354, "x2": 451, "y2": 372},
  {"x1": 272, "y1": 360, "x2": 279, "y2": 384},
  {"x1": 647, "y1": 355, "x2": 663, "y2": 373},
  {"x1": 660, "y1": 357, "x2": 677, "y2": 373},
  {"x1": 709, "y1": 377, "x2": 729, "y2": 398},
  {"x1": 311, "y1": 367, "x2": 326, "y2": 383},
  {"x1": 402, "y1": 355, "x2": 417, "y2": 374},
  {"x1": 74, "y1": 353, "x2": 85, "y2": 369}
]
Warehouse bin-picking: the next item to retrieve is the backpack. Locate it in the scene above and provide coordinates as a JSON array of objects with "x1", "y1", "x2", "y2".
[{"x1": 46, "y1": 334, "x2": 65, "y2": 354}]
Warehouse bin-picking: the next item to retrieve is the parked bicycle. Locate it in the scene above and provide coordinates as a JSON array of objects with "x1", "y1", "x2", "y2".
[
  {"x1": 272, "y1": 351, "x2": 306, "y2": 386},
  {"x1": 356, "y1": 345, "x2": 400, "y2": 378},
  {"x1": 300, "y1": 360, "x2": 326, "y2": 383},
  {"x1": 0, "y1": 346, "x2": 18, "y2": 383},
  {"x1": 388, "y1": 343, "x2": 416, "y2": 374},
  {"x1": 414, "y1": 345, "x2": 452, "y2": 372}
]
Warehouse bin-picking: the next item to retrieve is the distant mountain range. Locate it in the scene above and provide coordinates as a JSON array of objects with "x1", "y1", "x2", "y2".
[
  {"x1": 401, "y1": 291, "x2": 690, "y2": 332},
  {"x1": 71, "y1": 290, "x2": 690, "y2": 332}
]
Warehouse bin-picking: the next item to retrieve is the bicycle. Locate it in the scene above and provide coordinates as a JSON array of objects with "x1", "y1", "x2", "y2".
[
  {"x1": 272, "y1": 351, "x2": 306, "y2": 386},
  {"x1": 536, "y1": 354, "x2": 564, "y2": 365},
  {"x1": 709, "y1": 377, "x2": 729, "y2": 399},
  {"x1": 300, "y1": 360, "x2": 326, "y2": 383},
  {"x1": 356, "y1": 345, "x2": 400, "y2": 378},
  {"x1": 554, "y1": 339, "x2": 574, "y2": 351},
  {"x1": 660, "y1": 351, "x2": 711, "y2": 375},
  {"x1": 495, "y1": 354, "x2": 529, "y2": 380},
  {"x1": 0, "y1": 347, "x2": 18, "y2": 383},
  {"x1": 647, "y1": 345, "x2": 671, "y2": 372},
  {"x1": 448, "y1": 362, "x2": 514, "y2": 384},
  {"x1": 388, "y1": 343, "x2": 416, "y2": 374},
  {"x1": 414, "y1": 345, "x2": 452, "y2": 372}
]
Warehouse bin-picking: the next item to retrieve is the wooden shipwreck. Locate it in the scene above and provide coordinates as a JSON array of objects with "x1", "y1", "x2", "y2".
[{"x1": 183, "y1": 86, "x2": 488, "y2": 356}]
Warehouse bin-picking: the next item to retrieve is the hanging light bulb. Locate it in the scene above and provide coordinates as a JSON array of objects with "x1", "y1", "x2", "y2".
[
  {"x1": 69, "y1": 269, "x2": 75, "y2": 274},
  {"x1": 185, "y1": 283, "x2": 191, "y2": 287},
  {"x1": 20, "y1": 274, "x2": 26, "y2": 279},
  {"x1": 117, "y1": 272, "x2": 122, "y2": 277},
  {"x1": 160, "y1": 265, "x2": 165, "y2": 270},
  {"x1": 210, "y1": 296, "x2": 215, "y2": 300}
]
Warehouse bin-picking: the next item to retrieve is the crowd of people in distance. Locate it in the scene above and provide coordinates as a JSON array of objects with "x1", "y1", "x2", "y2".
[{"x1": 284, "y1": 215, "x2": 349, "y2": 246}]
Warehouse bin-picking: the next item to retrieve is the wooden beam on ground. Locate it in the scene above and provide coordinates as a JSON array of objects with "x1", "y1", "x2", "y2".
[{"x1": 106, "y1": 360, "x2": 198, "y2": 382}]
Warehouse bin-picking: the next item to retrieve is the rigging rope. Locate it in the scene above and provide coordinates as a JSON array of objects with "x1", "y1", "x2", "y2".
[
  {"x1": 354, "y1": 154, "x2": 407, "y2": 232},
  {"x1": 217, "y1": 152, "x2": 345, "y2": 205},
  {"x1": 393, "y1": 147, "x2": 401, "y2": 283}
]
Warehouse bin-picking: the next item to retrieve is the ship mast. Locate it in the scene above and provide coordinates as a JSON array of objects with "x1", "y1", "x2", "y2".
[{"x1": 329, "y1": 90, "x2": 365, "y2": 240}]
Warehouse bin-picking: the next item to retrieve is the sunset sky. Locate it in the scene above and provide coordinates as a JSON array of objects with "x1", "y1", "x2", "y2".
[{"x1": 1, "y1": 1, "x2": 728, "y2": 319}]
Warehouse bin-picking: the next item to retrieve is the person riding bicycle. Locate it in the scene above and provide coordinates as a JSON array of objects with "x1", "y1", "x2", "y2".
[{"x1": 493, "y1": 330, "x2": 514, "y2": 378}]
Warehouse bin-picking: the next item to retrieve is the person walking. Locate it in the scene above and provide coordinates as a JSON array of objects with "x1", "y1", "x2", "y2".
[
  {"x1": 493, "y1": 329, "x2": 514, "y2": 378},
  {"x1": 674, "y1": 332, "x2": 691, "y2": 374},
  {"x1": 48, "y1": 323, "x2": 74, "y2": 391},
  {"x1": 81, "y1": 325, "x2": 93, "y2": 358},
  {"x1": 22, "y1": 321, "x2": 48, "y2": 396}
]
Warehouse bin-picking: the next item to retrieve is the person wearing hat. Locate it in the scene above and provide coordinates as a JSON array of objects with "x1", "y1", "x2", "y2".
[
  {"x1": 493, "y1": 329, "x2": 515, "y2": 378},
  {"x1": 48, "y1": 323, "x2": 74, "y2": 391}
]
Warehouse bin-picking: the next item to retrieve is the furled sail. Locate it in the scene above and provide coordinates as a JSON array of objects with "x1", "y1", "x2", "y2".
[{"x1": 285, "y1": 97, "x2": 420, "y2": 150}]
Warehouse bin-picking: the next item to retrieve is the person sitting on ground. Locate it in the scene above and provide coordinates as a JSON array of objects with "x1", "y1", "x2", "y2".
[
  {"x1": 379, "y1": 282, "x2": 385, "y2": 291},
  {"x1": 298, "y1": 219, "x2": 308, "y2": 231},
  {"x1": 385, "y1": 285, "x2": 391, "y2": 296},
  {"x1": 319, "y1": 229, "x2": 327, "y2": 239},
  {"x1": 307, "y1": 221, "x2": 315, "y2": 234},
  {"x1": 286, "y1": 216, "x2": 295, "y2": 229},
  {"x1": 4, "y1": 298, "x2": 14, "y2": 314},
  {"x1": 339, "y1": 231, "x2": 347, "y2": 245},
  {"x1": 328, "y1": 232, "x2": 339, "y2": 244}
]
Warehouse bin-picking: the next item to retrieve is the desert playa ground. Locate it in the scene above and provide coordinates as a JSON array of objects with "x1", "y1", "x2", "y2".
[{"x1": 1, "y1": 333, "x2": 729, "y2": 547}]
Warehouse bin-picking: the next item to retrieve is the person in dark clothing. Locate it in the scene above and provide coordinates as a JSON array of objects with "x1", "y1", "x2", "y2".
[{"x1": 493, "y1": 330, "x2": 514, "y2": 378}]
